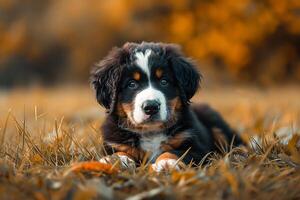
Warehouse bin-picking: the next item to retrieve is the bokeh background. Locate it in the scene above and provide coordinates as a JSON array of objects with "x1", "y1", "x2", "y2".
[
  {"x1": 1, "y1": 2, "x2": 300, "y2": 199},
  {"x1": 1, "y1": 0, "x2": 300, "y2": 88}
]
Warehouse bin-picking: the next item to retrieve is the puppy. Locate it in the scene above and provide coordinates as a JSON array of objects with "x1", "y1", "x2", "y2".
[{"x1": 91, "y1": 42, "x2": 243, "y2": 172}]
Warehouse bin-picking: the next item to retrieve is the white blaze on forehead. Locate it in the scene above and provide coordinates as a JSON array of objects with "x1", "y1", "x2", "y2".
[
  {"x1": 134, "y1": 49, "x2": 152, "y2": 78},
  {"x1": 132, "y1": 48, "x2": 168, "y2": 124},
  {"x1": 133, "y1": 86, "x2": 167, "y2": 124}
]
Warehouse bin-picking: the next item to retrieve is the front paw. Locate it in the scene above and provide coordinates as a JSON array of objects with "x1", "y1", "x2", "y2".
[
  {"x1": 151, "y1": 159, "x2": 180, "y2": 172},
  {"x1": 99, "y1": 153, "x2": 136, "y2": 170},
  {"x1": 151, "y1": 152, "x2": 184, "y2": 172}
]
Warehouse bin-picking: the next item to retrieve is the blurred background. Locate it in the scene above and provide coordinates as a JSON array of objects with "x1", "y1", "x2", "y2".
[
  {"x1": 1, "y1": 2, "x2": 300, "y2": 198},
  {"x1": 1, "y1": 0, "x2": 300, "y2": 88}
]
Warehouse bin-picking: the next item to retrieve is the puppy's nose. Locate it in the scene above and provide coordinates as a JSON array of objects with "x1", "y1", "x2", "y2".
[{"x1": 142, "y1": 100, "x2": 160, "y2": 116}]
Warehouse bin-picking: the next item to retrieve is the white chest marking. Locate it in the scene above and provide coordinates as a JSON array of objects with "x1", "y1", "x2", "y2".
[
  {"x1": 134, "y1": 49, "x2": 152, "y2": 78},
  {"x1": 140, "y1": 134, "x2": 168, "y2": 160}
]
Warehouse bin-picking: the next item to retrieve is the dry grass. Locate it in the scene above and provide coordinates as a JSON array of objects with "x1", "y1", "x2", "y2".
[{"x1": 0, "y1": 86, "x2": 300, "y2": 200}]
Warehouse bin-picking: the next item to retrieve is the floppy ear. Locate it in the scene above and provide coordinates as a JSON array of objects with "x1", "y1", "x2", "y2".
[
  {"x1": 90, "y1": 47, "x2": 127, "y2": 113},
  {"x1": 164, "y1": 44, "x2": 201, "y2": 104}
]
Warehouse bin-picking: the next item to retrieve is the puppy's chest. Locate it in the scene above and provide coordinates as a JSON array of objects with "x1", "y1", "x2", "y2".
[{"x1": 140, "y1": 134, "x2": 167, "y2": 153}]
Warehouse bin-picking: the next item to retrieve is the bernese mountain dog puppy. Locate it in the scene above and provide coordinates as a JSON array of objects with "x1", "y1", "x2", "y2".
[{"x1": 91, "y1": 42, "x2": 243, "y2": 172}]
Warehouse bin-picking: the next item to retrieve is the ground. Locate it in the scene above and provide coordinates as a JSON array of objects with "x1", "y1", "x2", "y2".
[{"x1": 0, "y1": 86, "x2": 300, "y2": 200}]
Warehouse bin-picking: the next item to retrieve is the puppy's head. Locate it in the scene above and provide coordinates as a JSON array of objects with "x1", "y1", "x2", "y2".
[{"x1": 91, "y1": 42, "x2": 201, "y2": 132}]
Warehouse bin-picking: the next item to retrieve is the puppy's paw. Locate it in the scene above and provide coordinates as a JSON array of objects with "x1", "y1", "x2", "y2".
[
  {"x1": 99, "y1": 153, "x2": 136, "y2": 170},
  {"x1": 151, "y1": 159, "x2": 180, "y2": 172},
  {"x1": 151, "y1": 152, "x2": 184, "y2": 172}
]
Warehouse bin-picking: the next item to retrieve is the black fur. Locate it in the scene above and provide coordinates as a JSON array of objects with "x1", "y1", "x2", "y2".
[
  {"x1": 90, "y1": 47, "x2": 128, "y2": 113},
  {"x1": 164, "y1": 44, "x2": 201, "y2": 104}
]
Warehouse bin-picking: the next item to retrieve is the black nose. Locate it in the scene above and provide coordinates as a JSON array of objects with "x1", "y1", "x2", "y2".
[{"x1": 142, "y1": 100, "x2": 160, "y2": 116}]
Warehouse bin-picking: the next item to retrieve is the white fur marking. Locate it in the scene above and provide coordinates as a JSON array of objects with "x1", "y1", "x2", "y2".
[
  {"x1": 140, "y1": 134, "x2": 168, "y2": 160},
  {"x1": 118, "y1": 155, "x2": 136, "y2": 168},
  {"x1": 133, "y1": 49, "x2": 168, "y2": 124},
  {"x1": 135, "y1": 49, "x2": 152, "y2": 78},
  {"x1": 151, "y1": 159, "x2": 179, "y2": 172},
  {"x1": 133, "y1": 86, "x2": 167, "y2": 124}
]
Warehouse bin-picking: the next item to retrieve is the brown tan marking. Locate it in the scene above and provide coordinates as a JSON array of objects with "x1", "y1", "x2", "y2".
[
  {"x1": 169, "y1": 97, "x2": 182, "y2": 112},
  {"x1": 133, "y1": 71, "x2": 141, "y2": 81},
  {"x1": 120, "y1": 102, "x2": 133, "y2": 116},
  {"x1": 116, "y1": 102, "x2": 127, "y2": 117},
  {"x1": 110, "y1": 143, "x2": 145, "y2": 162},
  {"x1": 155, "y1": 68, "x2": 163, "y2": 79},
  {"x1": 161, "y1": 132, "x2": 190, "y2": 151},
  {"x1": 155, "y1": 152, "x2": 178, "y2": 162}
]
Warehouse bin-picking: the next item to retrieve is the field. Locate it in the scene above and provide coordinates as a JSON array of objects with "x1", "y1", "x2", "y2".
[{"x1": 0, "y1": 86, "x2": 300, "y2": 200}]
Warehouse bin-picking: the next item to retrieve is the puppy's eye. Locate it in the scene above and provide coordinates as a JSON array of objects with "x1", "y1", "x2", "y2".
[
  {"x1": 127, "y1": 80, "x2": 138, "y2": 89},
  {"x1": 160, "y1": 78, "x2": 168, "y2": 86}
]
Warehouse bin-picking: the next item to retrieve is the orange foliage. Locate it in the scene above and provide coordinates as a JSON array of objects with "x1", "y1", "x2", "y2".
[
  {"x1": 0, "y1": 0, "x2": 300, "y2": 85},
  {"x1": 68, "y1": 161, "x2": 119, "y2": 175}
]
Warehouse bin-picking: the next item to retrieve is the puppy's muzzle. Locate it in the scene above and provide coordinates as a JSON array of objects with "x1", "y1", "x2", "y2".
[{"x1": 142, "y1": 100, "x2": 160, "y2": 116}]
